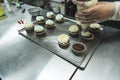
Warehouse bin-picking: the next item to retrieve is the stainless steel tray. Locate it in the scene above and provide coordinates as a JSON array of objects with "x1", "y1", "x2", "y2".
[{"x1": 19, "y1": 18, "x2": 102, "y2": 69}]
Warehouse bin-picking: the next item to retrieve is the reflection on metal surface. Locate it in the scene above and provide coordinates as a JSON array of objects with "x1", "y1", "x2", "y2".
[
  {"x1": 72, "y1": 27, "x2": 120, "y2": 80},
  {"x1": 0, "y1": 4, "x2": 76, "y2": 80},
  {"x1": 0, "y1": 24, "x2": 20, "y2": 45},
  {"x1": 36, "y1": 56, "x2": 76, "y2": 80}
]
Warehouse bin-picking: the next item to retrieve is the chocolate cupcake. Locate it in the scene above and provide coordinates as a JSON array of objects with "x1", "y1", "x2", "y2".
[
  {"x1": 55, "y1": 14, "x2": 64, "y2": 23},
  {"x1": 24, "y1": 22, "x2": 34, "y2": 33},
  {"x1": 89, "y1": 23, "x2": 101, "y2": 32},
  {"x1": 45, "y1": 19, "x2": 55, "y2": 29},
  {"x1": 57, "y1": 34, "x2": 70, "y2": 48},
  {"x1": 36, "y1": 16, "x2": 45, "y2": 25},
  {"x1": 46, "y1": 12, "x2": 55, "y2": 19},
  {"x1": 34, "y1": 25, "x2": 45, "y2": 36},
  {"x1": 81, "y1": 31, "x2": 94, "y2": 40},
  {"x1": 68, "y1": 25, "x2": 79, "y2": 36},
  {"x1": 72, "y1": 42, "x2": 86, "y2": 56}
]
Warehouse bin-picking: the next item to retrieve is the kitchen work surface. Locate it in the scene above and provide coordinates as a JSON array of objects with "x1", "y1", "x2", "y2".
[
  {"x1": 72, "y1": 26, "x2": 120, "y2": 80},
  {"x1": 0, "y1": 4, "x2": 76, "y2": 80}
]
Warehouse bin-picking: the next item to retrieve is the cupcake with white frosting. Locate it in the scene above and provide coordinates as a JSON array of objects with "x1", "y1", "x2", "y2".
[
  {"x1": 58, "y1": 34, "x2": 70, "y2": 48},
  {"x1": 34, "y1": 25, "x2": 45, "y2": 36},
  {"x1": 45, "y1": 19, "x2": 55, "y2": 29},
  {"x1": 36, "y1": 16, "x2": 45, "y2": 25},
  {"x1": 81, "y1": 31, "x2": 94, "y2": 40},
  {"x1": 46, "y1": 12, "x2": 55, "y2": 19},
  {"x1": 76, "y1": 21, "x2": 81, "y2": 26},
  {"x1": 55, "y1": 14, "x2": 64, "y2": 23},
  {"x1": 89, "y1": 23, "x2": 101, "y2": 32},
  {"x1": 24, "y1": 22, "x2": 34, "y2": 33},
  {"x1": 69, "y1": 25, "x2": 79, "y2": 36}
]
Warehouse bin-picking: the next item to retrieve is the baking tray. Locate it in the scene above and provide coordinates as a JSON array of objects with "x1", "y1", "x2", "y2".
[{"x1": 18, "y1": 17, "x2": 102, "y2": 69}]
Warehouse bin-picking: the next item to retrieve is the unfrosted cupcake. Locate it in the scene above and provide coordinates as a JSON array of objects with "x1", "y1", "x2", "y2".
[
  {"x1": 46, "y1": 12, "x2": 55, "y2": 19},
  {"x1": 55, "y1": 14, "x2": 64, "y2": 23},
  {"x1": 34, "y1": 25, "x2": 45, "y2": 36},
  {"x1": 72, "y1": 42, "x2": 86, "y2": 56},
  {"x1": 45, "y1": 19, "x2": 55, "y2": 29},
  {"x1": 24, "y1": 22, "x2": 34, "y2": 33},
  {"x1": 57, "y1": 34, "x2": 70, "y2": 48},
  {"x1": 68, "y1": 25, "x2": 79, "y2": 36},
  {"x1": 89, "y1": 23, "x2": 101, "y2": 32},
  {"x1": 81, "y1": 31, "x2": 94, "y2": 40},
  {"x1": 36, "y1": 16, "x2": 45, "y2": 25}
]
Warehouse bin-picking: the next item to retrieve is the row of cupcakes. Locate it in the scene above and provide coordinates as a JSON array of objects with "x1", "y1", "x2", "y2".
[
  {"x1": 76, "y1": 21, "x2": 102, "y2": 40},
  {"x1": 57, "y1": 23, "x2": 102, "y2": 55},
  {"x1": 24, "y1": 21, "x2": 97, "y2": 41},
  {"x1": 68, "y1": 25, "x2": 95, "y2": 40},
  {"x1": 46, "y1": 12, "x2": 64, "y2": 22},
  {"x1": 24, "y1": 20, "x2": 55, "y2": 36},
  {"x1": 24, "y1": 22, "x2": 89, "y2": 55},
  {"x1": 57, "y1": 34, "x2": 86, "y2": 56},
  {"x1": 57, "y1": 24, "x2": 97, "y2": 48},
  {"x1": 36, "y1": 13, "x2": 64, "y2": 25},
  {"x1": 76, "y1": 21, "x2": 102, "y2": 32},
  {"x1": 23, "y1": 21, "x2": 84, "y2": 55}
]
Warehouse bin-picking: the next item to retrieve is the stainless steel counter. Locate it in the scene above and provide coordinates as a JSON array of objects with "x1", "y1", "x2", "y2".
[
  {"x1": 0, "y1": 4, "x2": 76, "y2": 80},
  {"x1": 1, "y1": 3, "x2": 120, "y2": 80},
  {"x1": 72, "y1": 27, "x2": 120, "y2": 80}
]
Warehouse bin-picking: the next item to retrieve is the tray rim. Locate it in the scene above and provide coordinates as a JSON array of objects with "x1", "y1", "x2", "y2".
[{"x1": 18, "y1": 17, "x2": 103, "y2": 70}]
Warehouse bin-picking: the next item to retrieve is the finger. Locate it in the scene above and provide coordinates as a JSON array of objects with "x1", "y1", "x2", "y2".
[
  {"x1": 76, "y1": 11, "x2": 96, "y2": 22},
  {"x1": 80, "y1": 8, "x2": 96, "y2": 15},
  {"x1": 77, "y1": 11, "x2": 96, "y2": 21},
  {"x1": 81, "y1": 20, "x2": 96, "y2": 24},
  {"x1": 79, "y1": 16, "x2": 95, "y2": 21},
  {"x1": 78, "y1": 17, "x2": 96, "y2": 22},
  {"x1": 76, "y1": 11, "x2": 92, "y2": 20},
  {"x1": 77, "y1": 16, "x2": 96, "y2": 23},
  {"x1": 75, "y1": 12, "x2": 88, "y2": 21},
  {"x1": 79, "y1": 14, "x2": 96, "y2": 21},
  {"x1": 76, "y1": 17, "x2": 96, "y2": 24}
]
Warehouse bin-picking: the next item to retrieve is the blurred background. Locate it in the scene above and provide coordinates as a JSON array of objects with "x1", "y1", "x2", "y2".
[{"x1": 0, "y1": 0, "x2": 120, "y2": 28}]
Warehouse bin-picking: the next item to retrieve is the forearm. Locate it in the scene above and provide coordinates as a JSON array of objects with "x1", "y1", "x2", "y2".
[{"x1": 111, "y1": 1, "x2": 120, "y2": 21}]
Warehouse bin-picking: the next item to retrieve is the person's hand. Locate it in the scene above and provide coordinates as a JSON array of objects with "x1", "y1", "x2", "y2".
[{"x1": 75, "y1": 2, "x2": 115, "y2": 23}]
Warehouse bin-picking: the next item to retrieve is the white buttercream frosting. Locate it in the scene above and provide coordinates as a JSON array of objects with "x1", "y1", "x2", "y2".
[
  {"x1": 58, "y1": 34, "x2": 70, "y2": 44},
  {"x1": 47, "y1": 12, "x2": 54, "y2": 18},
  {"x1": 80, "y1": 23, "x2": 89, "y2": 30},
  {"x1": 24, "y1": 22, "x2": 34, "y2": 29},
  {"x1": 34, "y1": 25, "x2": 44, "y2": 32},
  {"x1": 76, "y1": 21, "x2": 81, "y2": 25},
  {"x1": 55, "y1": 14, "x2": 64, "y2": 21},
  {"x1": 81, "y1": 31, "x2": 91, "y2": 37},
  {"x1": 90, "y1": 23, "x2": 101, "y2": 29},
  {"x1": 69, "y1": 25, "x2": 79, "y2": 32},
  {"x1": 45, "y1": 19, "x2": 54, "y2": 25},
  {"x1": 73, "y1": 0, "x2": 98, "y2": 9},
  {"x1": 36, "y1": 16, "x2": 44, "y2": 21}
]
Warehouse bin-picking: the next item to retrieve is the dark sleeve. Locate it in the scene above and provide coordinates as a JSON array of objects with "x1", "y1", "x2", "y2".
[{"x1": 100, "y1": 20, "x2": 120, "y2": 29}]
